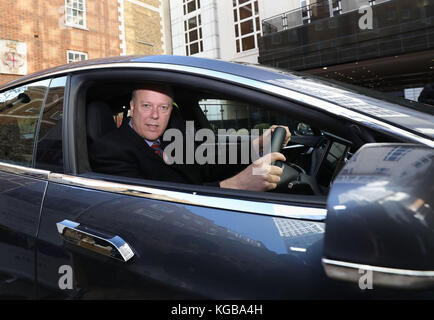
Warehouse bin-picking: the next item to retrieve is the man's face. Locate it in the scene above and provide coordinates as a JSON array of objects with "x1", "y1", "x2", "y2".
[{"x1": 130, "y1": 89, "x2": 173, "y2": 141}]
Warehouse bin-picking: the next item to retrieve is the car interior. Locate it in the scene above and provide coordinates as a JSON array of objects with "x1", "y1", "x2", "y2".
[{"x1": 71, "y1": 70, "x2": 402, "y2": 201}]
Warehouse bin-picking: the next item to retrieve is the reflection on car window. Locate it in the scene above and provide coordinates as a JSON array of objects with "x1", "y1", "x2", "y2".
[
  {"x1": 0, "y1": 79, "x2": 50, "y2": 167},
  {"x1": 199, "y1": 98, "x2": 297, "y2": 134},
  {"x1": 35, "y1": 76, "x2": 67, "y2": 172}
]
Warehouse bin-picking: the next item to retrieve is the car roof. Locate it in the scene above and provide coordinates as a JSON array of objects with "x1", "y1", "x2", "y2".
[{"x1": 0, "y1": 54, "x2": 297, "y2": 90}]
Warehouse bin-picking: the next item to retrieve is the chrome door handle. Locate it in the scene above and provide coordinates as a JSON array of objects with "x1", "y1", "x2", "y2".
[{"x1": 56, "y1": 219, "x2": 134, "y2": 262}]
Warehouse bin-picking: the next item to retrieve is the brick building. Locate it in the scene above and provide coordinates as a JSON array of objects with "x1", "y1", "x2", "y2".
[
  {"x1": 121, "y1": 0, "x2": 171, "y2": 56},
  {"x1": 0, "y1": 0, "x2": 171, "y2": 86}
]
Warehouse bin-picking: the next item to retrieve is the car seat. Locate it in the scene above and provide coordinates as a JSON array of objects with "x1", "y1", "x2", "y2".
[{"x1": 86, "y1": 100, "x2": 116, "y2": 145}]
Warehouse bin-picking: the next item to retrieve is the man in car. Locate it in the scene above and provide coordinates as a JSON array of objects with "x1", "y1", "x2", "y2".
[{"x1": 89, "y1": 84, "x2": 291, "y2": 192}]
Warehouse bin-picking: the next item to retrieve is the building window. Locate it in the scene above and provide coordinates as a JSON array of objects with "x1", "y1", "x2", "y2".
[
  {"x1": 233, "y1": 0, "x2": 261, "y2": 53},
  {"x1": 67, "y1": 50, "x2": 88, "y2": 63},
  {"x1": 184, "y1": 0, "x2": 201, "y2": 14},
  {"x1": 301, "y1": 0, "x2": 312, "y2": 24},
  {"x1": 65, "y1": 0, "x2": 86, "y2": 28},
  {"x1": 183, "y1": 0, "x2": 203, "y2": 56},
  {"x1": 301, "y1": 0, "x2": 342, "y2": 24}
]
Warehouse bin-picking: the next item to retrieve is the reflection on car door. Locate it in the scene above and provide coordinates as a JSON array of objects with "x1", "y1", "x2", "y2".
[
  {"x1": 34, "y1": 173, "x2": 371, "y2": 299},
  {"x1": 0, "y1": 79, "x2": 50, "y2": 299}
]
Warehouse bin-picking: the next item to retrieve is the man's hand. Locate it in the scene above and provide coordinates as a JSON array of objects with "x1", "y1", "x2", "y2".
[
  {"x1": 253, "y1": 125, "x2": 291, "y2": 155},
  {"x1": 219, "y1": 152, "x2": 286, "y2": 191}
]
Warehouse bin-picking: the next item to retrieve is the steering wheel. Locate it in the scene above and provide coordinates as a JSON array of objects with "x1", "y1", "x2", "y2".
[{"x1": 270, "y1": 127, "x2": 322, "y2": 195}]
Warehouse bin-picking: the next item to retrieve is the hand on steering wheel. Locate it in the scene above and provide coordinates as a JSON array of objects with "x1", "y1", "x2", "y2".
[
  {"x1": 253, "y1": 125, "x2": 291, "y2": 155},
  {"x1": 270, "y1": 127, "x2": 321, "y2": 195},
  {"x1": 220, "y1": 126, "x2": 320, "y2": 194}
]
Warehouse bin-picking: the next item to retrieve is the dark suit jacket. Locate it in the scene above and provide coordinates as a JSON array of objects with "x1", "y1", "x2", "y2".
[{"x1": 88, "y1": 118, "x2": 244, "y2": 186}]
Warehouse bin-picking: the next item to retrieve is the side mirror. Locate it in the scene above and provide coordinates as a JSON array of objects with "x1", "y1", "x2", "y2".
[{"x1": 322, "y1": 143, "x2": 434, "y2": 290}]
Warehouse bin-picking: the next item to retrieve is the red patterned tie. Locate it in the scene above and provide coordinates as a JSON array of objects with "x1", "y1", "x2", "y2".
[{"x1": 151, "y1": 142, "x2": 163, "y2": 158}]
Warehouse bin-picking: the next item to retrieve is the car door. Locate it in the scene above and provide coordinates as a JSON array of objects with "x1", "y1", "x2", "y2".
[
  {"x1": 0, "y1": 79, "x2": 51, "y2": 299},
  {"x1": 37, "y1": 173, "x2": 343, "y2": 299},
  {"x1": 33, "y1": 70, "x2": 371, "y2": 299}
]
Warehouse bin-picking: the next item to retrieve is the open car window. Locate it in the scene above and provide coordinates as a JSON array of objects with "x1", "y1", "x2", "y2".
[
  {"x1": 198, "y1": 98, "x2": 300, "y2": 135},
  {"x1": 72, "y1": 70, "x2": 396, "y2": 202}
]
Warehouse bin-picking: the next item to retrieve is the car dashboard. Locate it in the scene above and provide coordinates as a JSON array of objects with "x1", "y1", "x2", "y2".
[{"x1": 281, "y1": 130, "x2": 353, "y2": 195}]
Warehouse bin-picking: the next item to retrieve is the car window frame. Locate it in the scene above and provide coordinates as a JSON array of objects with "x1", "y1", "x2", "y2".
[
  {"x1": 0, "y1": 68, "x2": 327, "y2": 224},
  {"x1": 0, "y1": 78, "x2": 51, "y2": 168},
  {"x1": 69, "y1": 68, "x2": 342, "y2": 174},
  {"x1": 63, "y1": 68, "x2": 351, "y2": 214},
  {"x1": 34, "y1": 75, "x2": 68, "y2": 172}
]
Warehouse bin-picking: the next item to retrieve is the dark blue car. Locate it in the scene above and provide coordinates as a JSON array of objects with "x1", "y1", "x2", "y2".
[{"x1": 0, "y1": 55, "x2": 433, "y2": 299}]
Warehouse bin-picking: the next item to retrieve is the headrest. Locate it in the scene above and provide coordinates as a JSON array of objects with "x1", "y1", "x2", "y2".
[{"x1": 87, "y1": 100, "x2": 116, "y2": 144}]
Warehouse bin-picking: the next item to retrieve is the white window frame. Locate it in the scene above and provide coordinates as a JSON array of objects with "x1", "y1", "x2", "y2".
[
  {"x1": 301, "y1": 0, "x2": 342, "y2": 25},
  {"x1": 301, "y1": 0, "x2": 312, "y2": 24},
  {"x1": 65, "y1": 0, "x2": 87, "y2": 29},
  {"x1": 67, "y1": 50, "x2": 88, "y2": 63},
  {"x1": 183, "y1": 0, "x2": 203, "y2": 56},
  {"x1": 233, "y1": 0, "x2": 261, "y2": 53}
]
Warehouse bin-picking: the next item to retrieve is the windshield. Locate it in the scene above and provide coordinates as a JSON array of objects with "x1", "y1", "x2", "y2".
[
  {"x1": 238, "y1": 62, "x2": 434, "y2": 113},
  {"x1": 235, "y1": 62, "x2": 434, "y2": 139}
]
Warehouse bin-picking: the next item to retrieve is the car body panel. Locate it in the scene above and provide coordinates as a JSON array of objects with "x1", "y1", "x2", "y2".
[
  {"x1": 325, "y1": 143, "x2": 434, "y2": 270},
  {"x1": 0, "y1": 55, "x2": 433, "y2": 299},
  {"x1": 0, "y1": 164, "x2": 48, "y2": 298},
  {"x1": 36, "y1": 179, "x2": 356, "y2": 299}
]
